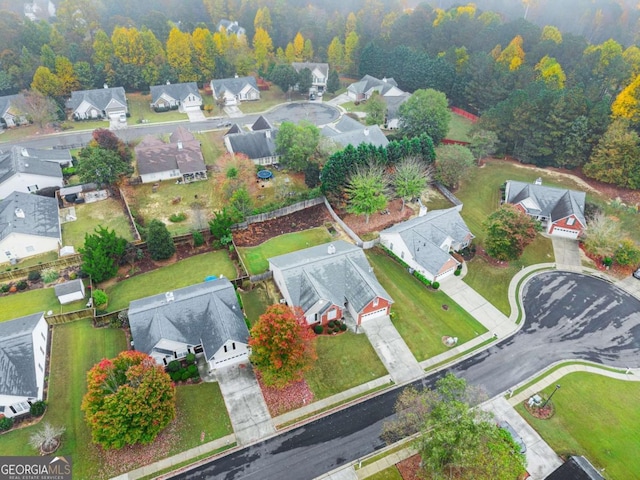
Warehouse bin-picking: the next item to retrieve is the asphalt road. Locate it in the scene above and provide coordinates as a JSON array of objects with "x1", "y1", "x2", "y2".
[{"x1": 171, "y1": 271, "x2": 640, "y2": 480}]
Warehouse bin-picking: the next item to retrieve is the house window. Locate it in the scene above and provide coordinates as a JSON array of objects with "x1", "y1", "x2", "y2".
[
  {"x1": 38, "y1": 363, "x2": 43, "y2": 372},
  {"x1": 40, "y1": 346, "x2": 44, "y2": 355},
  {"x1": 328, "y1": 309, "x2": 337, "y2": 320},
  {"x1": 41, "y1": 332, "x2": 46, "y2": 341},
  {"x1": 26, "y1": 245, "x2": 35, "y2": 253},
  {"x1": 224, "y1": 345, "x2": 228, "y2": 353},
  {"x1": 232, "y1": 342, "x2": 236, "y2": 350},
  {"x1": 567, "y1": 217, "x2": 575, "y2": 226},
  {"x1": 27, "y1": 185, "x2": 38, "y2": 192},
  {"x1": 389, "y1": 242, "x2": 394, "y2": 251},
  {"x1": 373, "y1": 298, "x2": 379, "y2": 307}
]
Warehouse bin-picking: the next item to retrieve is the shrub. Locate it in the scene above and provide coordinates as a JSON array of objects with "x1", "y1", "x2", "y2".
[
  {"x1": 9, "y1": 284, "x2": 17, "y2": 293},
  {"x1": 432, "y1": 281, "x2": 440, "y2": 290},
  {"x1": 28, "y1": 271, "x2": 41, "y2": 282},
  {"x1": 313, "y1": 324, "x2": 324, "y2": 334},
  {"x1": 170, "y1": 371, "x2": 181, "y2": 381},
  {"x1": 192, "y1": 231, "x2": 204, "y2": 247},
  {"x1": 30, "y1": 401, "x2": 47, "y2": 417},
  {"x1": 16, "y1": 280, "x2": 28, "y2": 291},
  {"x1": 167, "y1": 360, "x2": 181, "y2": 372},
  {"x1": 340, "y1": 322, "x2": 348, "y2": 331},
  {"x1": 180, "y1": 370, "x2": 191, "y2": 381},
  {"x1": 69, "y1": 271, "x2": 77, "y2": 280},
  {"x1": 41, "y1": 268, "x2": 59, "y2": 283},
  {"x1": 185, "y1": 353, "x2": 196, "y2": 364},
  {"x1": 413, "y1": 271, "x2": 432, "y2": 287},
  {"x1": 92, "y1": 289, "x2": 108, "y2": 306},
  {"x1": 603, "y1": 257, "x2": 613, "y2": 267},
  {"x1": 454, "y1": 269, "x2": 461, "y2": 276},
  {"x1": 187, "y1": 364, "x2": 198, "y2": 374},
  {"x1": 191, "y1": 368, "x2": 200, "y2": 379},
  {"x1": 0, "y1": 416, "x2": 14, "y2": 431},
  {"x1": 0, "y1": 284, "x2": 9, "y2": 293},
  {"x1": 328, "y1": 320, "x2": 336, "y2": 328},
  {"x1": 169, "y1": 212, "x2": 187, "y2": 223}
]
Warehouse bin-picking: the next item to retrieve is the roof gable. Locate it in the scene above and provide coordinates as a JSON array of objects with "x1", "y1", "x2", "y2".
[
  {"x1": 505, "y1": 180, "x2": 586, "y2": 225},
  {"x1": 211, "y1": 76, "x2": 258, "y2": 96},
  {"x1": 226, "y1": 129, "x2": 278, "y2": 160},
  {"x1": 150, "y1": 82, "x2": 200, "y2": 104},
  {"x1": 67, "y1": 87, "x2": 127, "y2": 111},
  {"x1": 0, "y1": 191, "x2": 60, "y2": 242},
  {"x1": 135, "y1": 127, "x2": 206, "y2": 176},
  {"x1": 54, "y1": 279, "x2": 84, "y2": 297}
]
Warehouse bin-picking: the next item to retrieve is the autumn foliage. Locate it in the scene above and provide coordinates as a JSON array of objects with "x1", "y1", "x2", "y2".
[
  {"x1": 483, "y1": 204, "x2": 541, "y2": 261},
  {"x1": 249, "y1": 304, "x2": 317, "y2": 388},
  {"x1": 81, "y1": 350, "x2": 176, "y2": 450}
]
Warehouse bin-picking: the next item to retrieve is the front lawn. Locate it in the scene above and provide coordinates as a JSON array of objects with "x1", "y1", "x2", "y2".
[
  {"x1": 305, "y1": 332, "x2": 388, "y2": 400},
  {"x1": 61, "y1": 198, "x2": 134, "y2": 248},
  {"x1": 127, "y1": 92, "x2": 188, "y2": 123},
  {"x1": 516, "y1": 372, "x2": 640, "y2": 480},
  {"x1": 106, "y1": 250, "x2": 236, "y2": 310},
  {"x1": 366, "y1": 248, "x2": 487, "y2": 361},
  {"x1": 194, "y1": 131, "x2": 225, "y2": 165},
  {"x1": 237, "y1": 86, "x2": 286, "y2": 114},
  {"x1": 447, "y1": 113, "x2": 474, "y2": 142},
  {"x1": 0, "y1": 287, "x2": 87, "y2": 322},
  {"x1": 237, "y1": 227, "x2": 332, "y2": 275},
  {"x1": 240, "y1": 281, "x2": 280, "y2": 326}
]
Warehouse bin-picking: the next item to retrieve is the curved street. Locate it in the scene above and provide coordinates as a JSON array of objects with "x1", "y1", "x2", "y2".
[{"x1": 170, "y1": 271, "x2": 640, "y2": 479}]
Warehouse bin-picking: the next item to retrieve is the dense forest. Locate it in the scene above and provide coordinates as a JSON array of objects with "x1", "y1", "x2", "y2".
[{"x1": 2, "y1": 0, "x2": 640, "y2": 187}]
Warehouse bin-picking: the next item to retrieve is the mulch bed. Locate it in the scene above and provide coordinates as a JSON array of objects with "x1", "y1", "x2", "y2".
[
  {"x1": 397, "y1": 454, "x2": 422, "y2": 480},
  {"x1": 337, "y1": 198, "x2": 414, "y2": 237},
  {"x1": 254, "y1": 370, "x2": 314, "y2": 417},
  {"x1": 474, "y1": 245, "x2": 510, "y2": 268},
  {"x1": 523, "y1": 399, "x2": 555, "y2": 419},
  {"x1": 232, "y1": 204, "x2": 332, "y2": 247}
]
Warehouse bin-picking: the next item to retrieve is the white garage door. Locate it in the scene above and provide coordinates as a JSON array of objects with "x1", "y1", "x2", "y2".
[
  {"x1": 552, "y1": 228, "x2": 580, "y2": 239},
  {"x1": 360, "y1": 308, "x2": 388, "y2": 322}
]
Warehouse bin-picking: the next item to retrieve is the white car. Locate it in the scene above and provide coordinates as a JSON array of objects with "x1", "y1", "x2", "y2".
[
  {"x1": 633, "y1": 267, "x2": 640, "y2": 280},
  {"x1": 118, "y1": 113, "x2": 127, "y2": 123}
]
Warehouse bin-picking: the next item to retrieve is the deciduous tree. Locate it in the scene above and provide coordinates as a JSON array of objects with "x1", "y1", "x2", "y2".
[
  {"x1": 269, "y1": 64, "x2": 298, "y2": 94},
  {"x1": 249, "y1": 304, "x2": 317, "y2": 388},
  {"x1": 13, "y1": 90, "x2": 59, "y2": 128},
  {"x1": 484, "y1": 204, "x2": 541, "y2": 261},
  {"x1": 76, "y1": 146, "x2": 133, "y2": 187},
  {"x1": 364, "y1": 91, "x2": 386, "y2": 125},
  {"x1": 468, "y1": 129, "x2": 498, "y2": 160},
  {"x1": 614, "y1": 239, "x2": 640, "y2": 267},
  {"x1": 79, "y1": 226, "x2": 127, "y2": 283},
  {"x1": 275, "y1": 121, "x2": 320, "y2": 171},
  {"x1": 346, "y1": 162, "x2": 390, "y2": 223},
  {"x1": 399, "y1": 88, "x2": 451, "y2": 144},
  {"x1": 253, "y1": 27, "x2": 273, "y2": 72},
  {"x1": 434, "y1": 144, "x2": 475, "y2": 189},
  {"x1": 344, "y1": 31, "x2": 360, "y2": 74},
  {"x1": 147, "y1": 219, "x2": 176, "y2": 261},
  {"x1": 582, "y1": 211, "x2": 621, "y2": 258},
  {"x1": 327, "y1": 37, "x2": 345, "y2": 73},
  {"x1": 393, "y1": 157, "x2": 432, "y2": 211},
  {"x1": 81, "y1": 351, "x2": 176, "y2": 449},
  {"x1": 166, "y1": 27, "x2": 197, "y2": 82},
  {"x1": 31, "y1": 66, "x2": 62, "y2": 98}
]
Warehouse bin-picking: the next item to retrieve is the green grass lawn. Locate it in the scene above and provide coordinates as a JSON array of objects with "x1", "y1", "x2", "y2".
[
  {"x1": 366, "y1": 248, "x2": 487, "y2": 361},
  {"x1": 366, "y1": 466, "x2": 404, "y2": 480},
  {"x1": 0, "y1": 287, "x2": 87, "y2": 322},
  {"x1": 194, "y1": 131, "x2": 225, "y2": 165},
  {"x1": 236, "y1": 86, "x2": 286, "y2": 114},
  {"x1": 305, "y1": 332, "x2": 388, "y2": 400},
  {"x1": 516, "y1": 372, "x2": 640, "y2": 480},
  {"x1": 61, "y1": 198, "x2": 134, "y2": 248},
  {"x1": 0, "y1": 320, "x2": 127, "y2": 479},
  {"x1": 237, "y1": 227, "x2": 333, "y2": 275},
  {"x1": 127, "y1": 92, "x2": 188, "y2": 123},
  {"x1": 240, "y1": 282, "x2": 280, "y2": 326},
  {"x1": 447, "y1": 113, "x2": 474, "y2": 142},
  {"x1": 106, "y1": 250, "x2": 236, "y2": 310}
]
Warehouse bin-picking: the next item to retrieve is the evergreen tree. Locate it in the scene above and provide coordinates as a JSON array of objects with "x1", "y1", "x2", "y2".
[{"x1": 147, "y1": 219, "x2": 176, "y2": 261}]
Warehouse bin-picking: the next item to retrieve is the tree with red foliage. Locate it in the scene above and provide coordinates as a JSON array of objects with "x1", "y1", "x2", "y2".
[
  {"x1": 249, "y1": 304, "x2": 317, "y2": 388},
  {"x1": 81, "y1": 350, "x2": 176, "y2": 449},
  {"x1": 91, "y1": 128, "x2": 132, "y2": 163},
  {"x1": 483, "y1": 204, "x2": 542, "y2": 261}
]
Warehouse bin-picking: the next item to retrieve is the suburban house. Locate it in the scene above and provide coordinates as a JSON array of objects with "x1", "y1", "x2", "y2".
[
  {"x1": 384, "y1": 92, "x2": 411, "y2": 129},
  {"x1": 66, "y1": 86, "x2": 128, "y2": 121},
  {"x1": 135, "y1": 127, "x2": 207, "y2": 184},
  {"x1": 292, "y1": 62, "x2": 329, "y2": 93},
  {"x1": 149, "y1": 82, "x2": 202, "y2": 112},
  {"x1": 0, "y1": 191, "x2": 61, "y2": 263},
  {"x1": 128, "y1": 279, "x2": 250, "y2": 371},
  {"x1": 380, "y1": 208, "x2": 474, "y2": 282},
  {"x1": 216, "y1": 19, "x2": 246, "y2": 37},
  {"x1": 224, "y1": 116, "x2": 279, "y2": 166},
  {"x1": 211, "y1": 76, "x2": 260, "y2": 106},
  {"x1": 54, "y1": 279, "x2": 85, "y2": 305},
  {"x1": 0, "y1": 94, "x2": 27, "y2": 128},
  {"x1": 0, "y1": 312, "x2": 48, "y2": 418},
  {"x1": 545, "y1": 456, "x2": 604, "y2": 480},
  {"x1": 347, "y1": 75, "x2": 406, "y2": 102},
  {"x1": 504, "y1": 179, "x2": 586, "y2": 239},
  {"x1": 0, "y1": 146, "x2": 64, "y2": 198},
  {"x1": 269, "y1": 240, "x2": 393, "y2": 326},
  {"x1": 321, "y1": 115, "x2": 389, "y2": 149}
]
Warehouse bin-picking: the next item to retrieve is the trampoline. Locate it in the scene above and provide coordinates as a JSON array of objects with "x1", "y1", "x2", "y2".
[{"x1": 257, "y1": 170, "x2": 273, "y2": 180}]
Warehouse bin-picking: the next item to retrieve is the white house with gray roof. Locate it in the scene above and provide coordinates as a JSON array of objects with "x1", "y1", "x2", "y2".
[
  {"x1": 66, "y1": 86, "x2": 128, "y2": 121},
  {"x1": 292, "y1": 62, "x2": 329, "y2": 93},
  {"x1": 128, "y1": 279, "x2": 249, "y2": 370},
  {"x1": 211, "y1": 76, "x2": 260, "y2": 106},
  {"x1": 0, "y1": 146, "x2": 64, "y2": 198},
  {"x1": 321, "y1": 115, "x2": 389, "y2": 149},
  {"x1": 150, "y1": 82, "x2": 202, "y2": 112},
  {"x1": 269, "y1": 240, "x2": 393, "y2": 326},
  {"x1": 347, "y1": 75, "x2": 406, "y2": 102},
  {"x1": 380, "y1": 208, "x2": 474, "y2": 282},
  {"x1": 505, "y1": 180, "x2": 586, "y2": 239},
  {"x1": 0, "y1": 312, "x2": 48, "y2": 418},
  {"x1": 0, "y1": 94, "x2": 27, "y2": 128},
  {"x1": 0, "y1": 191, "x2": 61, "y2": 263},
  {"x1": 224, "y1": 116, "x2": 279, "y2": 165}
]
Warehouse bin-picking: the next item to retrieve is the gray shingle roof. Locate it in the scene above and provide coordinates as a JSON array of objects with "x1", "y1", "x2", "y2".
[
  {"x1": 381, "y1": 208, "x2": 473, "y2": 275},
  {"x1": 0, "y1": 94, "x2": 21, "y2": 118},
  {"x1": 150, "y1": 82, "x2": 201, "y2": 104},
  {"x1": 135, "y1": 127, "x2": 206, "y2": 176},
  {"x1": 384, "y1": 92, "x2": 411, "y2": 119},
  {"x1": 321, "y1": 116, "x2": 389, "y2": 148},
  {"x1": 269, "y1": 240, "x2": 393, "y2": 315},
  {"x1": 545, "y1": 456, "x2": 604, "y2": 480},
  {"x1": 128, "y1": 279, "x2": 248, "y2": 362},
  {"x1": 0, "y1": 312, "x2": 44, "y2": 398},
  {"x1": 211, "y1": 76, "x2": 258, "y2": 97},
  {"x1": 18, "y1": 147, "x2": 72, "y2": 165},
  {"x1": 506, "y1": 181, "x2": 586, "y2": 225},
  {"x1": 252, "y1": 115, "x2": 273, "y2": 131},
  {"x1": 226, "y1": 129, "x2": 278, "y2": 160},
  {"x1": 348, "y1": 75, "x2": 399, "y2": 96},
  {"x1": 54, "y1": 279, "x2": 84, "y2": 297},
  {"x1": 0, "y1": 191, "x2": 60, "y2": 242},
  {"x1": 0, "y1": 146, "x2": 63, "y2": 187},
  {"x1": 66, "y1": 87, "x2": 127, "y2": 111},
  {"x1": 291, "y1": 62, "x2": 329, "y2": 79}
]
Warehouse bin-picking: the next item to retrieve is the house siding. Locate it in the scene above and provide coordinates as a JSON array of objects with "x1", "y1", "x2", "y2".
[
  {"x1": 549, "y1": 215, "x2": 584, "y2": 238},
  {"x1": 140, "y1": 169, "x2": 182, "y2": 184},
  {"x1": 0, "y1": 172, "x2": 63, "y2": 198},
  {"x1": 319, "y1": 305, "x2": 342, "y2": 325},
  {"x1": 380, "y1": 233, "x2": 437, "y2": 282},
  {"x1": 0, "y1": 232, "x2": 60, "y2": 263},
  {"x1": 357, "y1": 297, "x2": 391, "y2": 324},
  {"x1": 210, "y1": 340, "x2": 249, "y2": 369}
]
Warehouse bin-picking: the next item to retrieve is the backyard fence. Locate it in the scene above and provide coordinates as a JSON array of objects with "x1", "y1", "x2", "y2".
[
  {"x1": 322, "y1": 197, "x2": 365, "y2": 247},
  {"x1": 0, "y1": 254, "x2": 83, "y2": 283},
  {"x1": 94, "y1": 309, "x2": 126, "y2": 328},
  {"x1": 434, "y1": 182, "x2": 463, "y2": 212},
  {"x1": 250, "y1": 271, "x2": 273, "y2": 283},
  {"x1": 233, "y1": 197, "x2": 325, "y2": 229},
  {"x1": 450, "y1": 107, "x2": 479, "y2": 122},
  {"x1": 361, "y1": 238, "x2": 380, "y2": 249},
  {"x1": 46, "y1": 308, "x2": 94, "y2": 325},
  {"x1": 119, "y1": 188, "x2": 141, "y2": 240}
]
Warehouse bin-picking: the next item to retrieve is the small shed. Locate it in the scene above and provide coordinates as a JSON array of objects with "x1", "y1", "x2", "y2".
[{"x1": 54, "y1": 279, "x2": 85, "y2": 305}]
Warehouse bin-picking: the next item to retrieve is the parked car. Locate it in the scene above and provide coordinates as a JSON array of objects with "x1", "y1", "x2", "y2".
[
  {"x1": 633, "y1": 267, "x2": 640, "y2": 280},
  {"x1": 118, "y1": 113, "x2": 127, "y2": 123},
  {"x1": 498, "y1": 420, "x2": 527, "y2": 454},
  {"x1": 217, "y1": 121, "x2": 232, "y2": 128}
]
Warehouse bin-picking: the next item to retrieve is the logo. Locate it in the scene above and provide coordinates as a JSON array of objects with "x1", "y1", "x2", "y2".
[{"x1": 0, "y1": 456, "x2": 72, "y2": 480}]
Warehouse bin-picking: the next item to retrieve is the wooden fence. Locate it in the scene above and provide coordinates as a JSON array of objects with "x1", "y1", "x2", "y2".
[
  {"x1": 322, "y1": 197, "x2": 365, "y2": 247},
  {"x1": 450, "y1": 107, "x2": 479, "y2": 122},
  {"x1": 0, "y1": 254, "x2": 83, "y2": 283},
  {"x1": 119, "y1": 188, "x2": 141, "y2": 240},
  {"x1": 46, "y1": 308, "x2": 94, "y2": 325},
  {"x1": 94, "y1": 309, "x2": 125, "y2": 328},
  {"x1": 233, "y1": 197, "x2": 325, "y2": 229},
  {"x1": 434, "y1": 182, "x2": 463, "y2": 212}
]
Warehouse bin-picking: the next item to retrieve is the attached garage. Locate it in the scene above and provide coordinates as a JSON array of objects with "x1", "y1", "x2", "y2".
[
  {"x1": 359, "y1": 308, "x2": 389, "y2": 322},
  {"x1": 550, "y1": 226, "x2": 580, "y2": 239}
]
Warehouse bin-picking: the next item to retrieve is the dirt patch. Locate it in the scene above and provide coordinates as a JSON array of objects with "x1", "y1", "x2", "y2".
[
  {"x1": 232, "y1": 204, "x2": 332, "y2": 247},
  {"x1": 339, "y1": 198, "x2": 415, "y2": 237}
]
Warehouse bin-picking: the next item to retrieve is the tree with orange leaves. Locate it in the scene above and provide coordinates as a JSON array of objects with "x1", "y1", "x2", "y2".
[
  {"x1": 249, "y1": 304, "x2": 317, "y2": 388},
  {"x1": 81, "y1": 350, "x2": 176, "y2": 449}
]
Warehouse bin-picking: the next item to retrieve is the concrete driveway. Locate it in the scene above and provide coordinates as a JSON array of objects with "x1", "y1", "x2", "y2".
[
  {"x1": 360, "y1": 316, "x2": 423, "y2": 385},
  {"x1": 186, "y1": 109, "x2": 206, "y2": 122},
  {"x1": 551, "y1": 237, "x2": 581, "y2": 269},
  {"x1": 215, "y1": 361, "x2": 275, "y2": 446}
]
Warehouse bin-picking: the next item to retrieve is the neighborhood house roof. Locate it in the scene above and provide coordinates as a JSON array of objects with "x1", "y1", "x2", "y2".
[
  {"x1": 128, "y1": 279, "x2": 248, "y2": 362},
  {"x1": 291, "y1": 62, "x2": 329, "y2": 79},
  {"x1": 211, "y1": 76, "x2": 258, "y2": 97},
  {"x1": 226, "y1": 128, "x2": 278, "y2": 161},
  {"x1": 545, "y1": 456, "x2": 605, "y2": 480},
  {"x1": 66, "y1": 87, "x2": 127, "y2": 111},
  {"x1": 384, "y1": 92, "x2": 411, "y2": 119},
  {"x1": 506, "y1": 180, "x2": 586, "y2": 226},
  {"x1": 269, "y1": 240, "x2": 392, "y2": 315},
  {"x1": 251, "y1": 115, "x2": 273, "y2": 131},
  {"x1": 0, "y1": 94, "x2": 21, "y2": 119},
  {"x1": 0, "y1": 191, "x2": 60, "y2": 242},
  {"x1": 0, "y1": 146, "x2": 63, "y2": 186},
  {"x1": 135, "y1": 127, "x2": 206, "y2": 176},
  {"x1": 54, "y1": 279, "x2": 84, "y2": 297},
  {"x1": 217, "y1": 19, "x2": 245, "y2": 36},
  {"x1": 348, "y1": 75, "x2": 400, "y2": 96},
  {"x1": 381, "y1": 208, "x2": 473, "y2": 275},
  {"x1": 321, "y1": 116, "x2": 388, "y2": 148},
  {"x1": 150, "y1": 82, "x2": 200, "y2": 104},
  {"x1": 0, "y1": 312, "x2": 44, "y2": 399}
]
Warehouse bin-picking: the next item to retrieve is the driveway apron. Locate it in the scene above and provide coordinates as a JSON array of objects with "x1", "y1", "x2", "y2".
[
  {"x1": 186, "y1": 109, "x2": 206, "y2": 122},
  {"x1": 551, "y1": 237, "x2": 581, "y2": 269},
  {"x1": 215, "y1": 361, "x2": 275, "y2": 446},
  {"x1": 360, "y1": 316, "x2": 423, "y2": 384}
]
